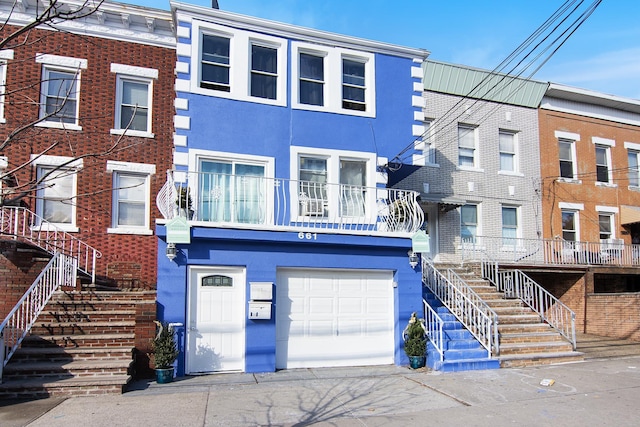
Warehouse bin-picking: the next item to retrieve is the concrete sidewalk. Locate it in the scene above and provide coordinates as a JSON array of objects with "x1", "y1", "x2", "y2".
[{"x1": 3, "y1": 354, "x2": 640, "y2": 427}]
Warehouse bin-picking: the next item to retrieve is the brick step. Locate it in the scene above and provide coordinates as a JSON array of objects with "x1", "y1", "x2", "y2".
[
  {"x1": 497, "y1": 313, "x2": 542, "y2": 324},
  {"x1": 499, "y1": 340, "x2": 574, "y2": 356},
  {"x1": 37, "y1": 310, "x2": 137, "y2": 322},
  {"x1": 498, "y1": 323, "x2": 554, "y2": 334},
  {"x1": 22, "y1": 333, "x2": 136, "y2": 348},
  {"x1": 499, "y1": 351, "x2": 584, "y2": 368},
  {"x1": 2, "y1": 359, "x2": 133, "y2": 378},
  {"x1": 30, "y1": 320, "x2": 136, "y2": 335},
  {"x1": 11, "y1": 346, "x2": 133, "y2": 362},
  {"x1": 492, "y1": 306, "x2": 535, "y2": 316},
  {"x1": 499, "y1": 331, "x2": 568, "y2": 345},
  {"x1": 0, "y1": 374, "x2": 132, "y2": 398}
]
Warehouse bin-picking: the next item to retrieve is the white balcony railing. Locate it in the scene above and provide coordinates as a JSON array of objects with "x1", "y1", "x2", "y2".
[
  {"x1": 157, "y1": 170, "x2": 424, "y2": 235},
  {"x1": 462, "y1": 235, "x2": 640, "y2": 267}
]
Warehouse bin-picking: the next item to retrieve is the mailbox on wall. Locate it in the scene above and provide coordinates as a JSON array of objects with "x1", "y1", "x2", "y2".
[
  {"x1": 249, "y1": 282, "x2": 273, "y2": 320},
  {"x1": 249, "y1": 302, "x2": 271, "y2": 320},
  {"x1": 250, "y1": 282, "x2": 273, "y2": 301}
]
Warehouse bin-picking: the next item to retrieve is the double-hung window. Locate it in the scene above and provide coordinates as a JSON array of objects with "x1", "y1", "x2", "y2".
[
  {"x1": 250, "y1": 44, "x2": 277, "y2": 99},
  {"x1": 293, "y1": 147, "x2": 374, "y2": 220},
  {"x1": 502, "y1": 206, "x2": 518, "y2": 246},
  {"x1": 460, "y1": 204, "x2": 478, "y2": 243},
  {"x1": 200, "y1": 34, "x2": 231, "y2": 92},
  {"x1": 32, "y1": 155, "x2": 82, "y2": 231},
  {"x1": 561, "y1": 210, "x2": 578, "y2": 242},
  {"x1": 107, "y1": 161, "x2": 155, "y2": 234},
  {"x1": 599, "y1": 213, "x2": 613, "y2": 240},
  {"x1": 111, "y1": 64, "x2": 158, "y2": 137},
  {"x1": 628, "y1": 149, "x2": 640, "y2": 187},
  {"x1": 595, "y1": 145, "x2": 611, "y2": 184},
  {"x1": 499, "y1": 130, "x2": 517, "y2": 172},
  {"x1": 292, "y1": 42, "x2": 375, "y2": 116},
  {"x1": 558, "y1": 138, "x2": 577, "y2": 179},
  {"x1": 299, "y1": 52, "x2": 324, "y2": 106},
  {"x1": 458, "y1": 124, "x2": 477, "y2": 168},
  {"x1": 342, "y1": 58, "x2": 365, "y2": 111},
  {"x1": 37, "y1": 54, "x2": 87, "y2": 129}
]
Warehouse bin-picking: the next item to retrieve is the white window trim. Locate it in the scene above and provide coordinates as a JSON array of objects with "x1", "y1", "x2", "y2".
[
  {"x1": 36, "y1": 54, "x2": 87, "y2": 130},
  {"x1": 626, "y1": 143, "x2": 640, "y2": 189},
  {"x1": 31, "y1": 154, "x2": 83, "y2": 232},
  {"x1": 594, "y1": 143, "x2": 615, "y2": 187},
  {"x1": 597, "y1": 212, "x2": 615, "y2": 240},
  {"x1": 459, "y1": 203, "x2": 482, "y2": 247},
  {"x1": 110, "y1": 67, "x2": 156, "y2": 138},
  {"x1": 560, "y1": 209, "x2": 580, "y2": 242},
  {"x1": 106, "y1": 161, "x2": 155, "y2": 235},
  {"x1": 290, "y1": 146, "x2": 377, "y2": 222},
  {"x1": 291, "y1": 41, "x2": 376, "y2": 118},
  {"x1": 498, "y1": 129, "x2": 520, "y2": 175},
  {"x1": 557, "y1": 137, "x2": 579, "y2": 183},
  {"x1": 559, "y1": 202, "x2": 584, "y2": 211},
  {"x1": 457, "y1": 124, "x2": 483, "y2": 172},
  {"x1": 0, "y1": 50, "x2": 13, "y2": 124},
  {"x1": 190, "y1": 20, "x2": 287, "y2": 107}
]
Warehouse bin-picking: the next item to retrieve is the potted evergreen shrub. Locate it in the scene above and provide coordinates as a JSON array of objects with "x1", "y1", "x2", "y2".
[
  {"x1": 153, "y1": 321, "x2": 179, "y2": 383},
  {"x1": 403, "y1": 312, "x2": 427, "y2": 369}
]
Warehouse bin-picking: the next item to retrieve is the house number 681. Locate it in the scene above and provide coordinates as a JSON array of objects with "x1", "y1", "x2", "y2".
[{"x1": 298, "y1": 232, "x2": 317, "y2": 240}]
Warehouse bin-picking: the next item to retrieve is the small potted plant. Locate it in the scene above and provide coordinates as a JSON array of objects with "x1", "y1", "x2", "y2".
[
  {"x1": 176, "y1": 186, "x2": 193, "y2": 219},
  {"x1": 403, "y1": 312, "x2": 427, "y2": 369},
  {"x1": 153, "y1": 321, "x2": 179, "y2": 383}
]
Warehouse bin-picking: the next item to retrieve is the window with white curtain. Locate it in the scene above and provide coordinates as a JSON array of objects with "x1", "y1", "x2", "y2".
[
  {"x1": 629, "y1": 150, "x2": 640, "y2": 187},
  {"x1": 199, "y1": 159, "x2": 266, "y2": 224},
  {"x1": 460, "y1": 204, "x2": 478, "y2": 243}
]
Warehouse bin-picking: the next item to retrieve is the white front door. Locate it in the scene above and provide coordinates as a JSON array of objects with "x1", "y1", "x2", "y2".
[
  {"x1": 275, "y1": 268, "x2": 394, "y2": 369},
  {"x1": 187, "y1": 266, "x2": 246, "y2": 374}
]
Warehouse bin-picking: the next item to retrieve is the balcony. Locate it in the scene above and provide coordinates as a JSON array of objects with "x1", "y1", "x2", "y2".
[
  {"x1": 462, "y1": 235, "x2": 640, "y2": 267},
  {"x1": 156, "y1": 171, "x2": 424, "y2": 236}
]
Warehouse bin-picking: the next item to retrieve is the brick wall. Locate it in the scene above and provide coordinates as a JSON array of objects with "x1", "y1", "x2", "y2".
[
  {"x1": 0, "y1": 25, "x2": 175, "y2": 289},
  {"x1": 538, "y1": 109, "x2": 640, "y2": 243},
  {"x1": 586, "y1": 294, "x2": 640, "y2": 341}
]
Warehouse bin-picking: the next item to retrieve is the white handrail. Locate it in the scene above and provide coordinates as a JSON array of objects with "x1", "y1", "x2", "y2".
[
  {"x1": 422, "y1": 257, "x2": 498, "y2": 357},
  {"x1": 0, "y1": 253, "x2": 77, "y2": 381},
  {"x1": 496, "y1": 267, "x2": 576, "y2": 349},
  {"x1": 423, "y1": 299, "x2": 444, "y2": 363},
  {"x1": 0, "y1": 207, "x2": 100, "y2": 283}
]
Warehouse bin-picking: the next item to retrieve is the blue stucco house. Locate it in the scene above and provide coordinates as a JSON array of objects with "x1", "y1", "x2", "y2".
[{"x1": 157, "y1": 1, "x2": 429, "y2": 376}]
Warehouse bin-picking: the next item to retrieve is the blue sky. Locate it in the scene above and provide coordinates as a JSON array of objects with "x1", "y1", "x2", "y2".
[{"x1": 130, "y1": 1, "x2": 640, "y2": 100}]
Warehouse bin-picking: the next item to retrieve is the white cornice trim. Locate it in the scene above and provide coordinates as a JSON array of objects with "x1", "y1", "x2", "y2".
[{"x1": 171, "y1": 1, "x2": 428, "y2": 60}]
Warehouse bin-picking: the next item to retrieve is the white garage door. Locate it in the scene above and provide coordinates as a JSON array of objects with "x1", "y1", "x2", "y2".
[{"x1": 276, "y1": 269, "x2": 394, "y2": 369}]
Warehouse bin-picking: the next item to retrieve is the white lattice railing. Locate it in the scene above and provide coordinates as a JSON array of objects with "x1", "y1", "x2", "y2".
[
  {"x1": 422, "y1": 257, "x2": 499, "y2": 357},
  {"x1": 0, "y1": 207, "x2": 101, "y2": 282},
  {"x1": 481, "y1": 259, "x2": 576, "y2": 349},
  {"x1": 0, "y1": 253, "x2": 77, "y2": 380},
  {"x1": 157, "y1": 170, "x2": 424, "y2": 235}
]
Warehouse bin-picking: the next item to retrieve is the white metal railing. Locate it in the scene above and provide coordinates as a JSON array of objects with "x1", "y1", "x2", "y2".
[
  {"x1": 0, "y1": 207, "x2": 101, "y2": 282},
  {"x1": 157, "y1": 170, "x2": 424, "y2": 235},
  {"x1": 462, "y1": 235, "x2": 640, "y2": 267},
  {"x1": 0, "y1": 253, "x2": 77, "y2": 380},
  {"x1": 423, "y1": 299, "x2": 444, "y2": 363},
  {"x1": 481, "y1": 259, "x2": 576, "y2": 350},
  {"x1": 422, "y1": 257, "x2": 498, "y2": 357}
]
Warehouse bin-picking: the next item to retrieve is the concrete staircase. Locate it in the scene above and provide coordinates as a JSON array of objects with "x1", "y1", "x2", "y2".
[
  {"x1": 447, "y1": 265, "x2": 584, "y2": 368},
  {"x1": 424, "y1": 288, "x2": 500, "y2": 372},
  {"x1": 0, "y1": 288, "x2": 142, "y2": 398}
]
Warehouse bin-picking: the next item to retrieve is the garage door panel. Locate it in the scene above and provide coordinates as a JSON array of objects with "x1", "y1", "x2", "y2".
[{"x1": 276, "y1": 269, "x2": 394, "y2": 369}]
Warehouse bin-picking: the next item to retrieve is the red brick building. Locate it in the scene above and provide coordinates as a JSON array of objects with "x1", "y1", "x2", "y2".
[
  {"x1": 0, "y1": 1, "x2": 175, "y2": 291},
  {"x1": 0, "y1": 0, "x2": 175, "y2": 389}
]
